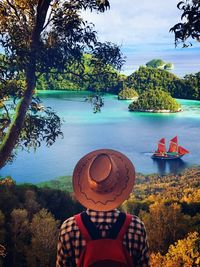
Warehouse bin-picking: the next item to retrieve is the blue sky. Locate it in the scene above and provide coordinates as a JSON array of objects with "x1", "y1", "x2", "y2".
[
  {"x1": 0, "y1": 1, "x2": 199, "y2": 76},
  {"x1": 83, "y1": 0, "x2": 181, "y2": 46},
  {"x1": 83, "y1": 0, "x2": 200, "y2": 76}
]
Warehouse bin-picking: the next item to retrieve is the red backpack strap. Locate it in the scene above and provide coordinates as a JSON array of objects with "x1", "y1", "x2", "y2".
[
  {"x1": 117, "y1": 213, "x2": 132, "y2": 240},
  {"x1": 75, "y1": 213, "x2": 91, "y2": 242}
]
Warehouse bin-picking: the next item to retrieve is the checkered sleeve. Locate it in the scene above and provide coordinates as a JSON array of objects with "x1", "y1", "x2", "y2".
[
  {"x1": 133, "y1": 218, "x2": 149, "y2": 267},
  {"x1": 140, "y1": 223, "x2": 150, "y2": 267},
  {"x1": 56, "y1": 217, "x2": 76, "y2": 267}
]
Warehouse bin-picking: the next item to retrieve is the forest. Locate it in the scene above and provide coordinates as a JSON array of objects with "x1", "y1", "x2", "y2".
[
  {"x1": 36, "y1": 64, "x2": 200, "y2": 101},
  {"x1": 128, "y1": 89, "x2": 181, "y2": 112},
  {"x1": 0, "y1": 167, "x2": 199, "y2": 266}
]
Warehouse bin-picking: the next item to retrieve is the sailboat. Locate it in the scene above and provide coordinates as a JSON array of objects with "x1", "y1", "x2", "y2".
[{"x1": 151, "y1": 136, "x2": 189, "y2": 160}]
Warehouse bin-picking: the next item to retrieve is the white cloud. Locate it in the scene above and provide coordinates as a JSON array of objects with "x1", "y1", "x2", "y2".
[{"x1": 82, "y1": 0, "x2": 181, "y2": 45}]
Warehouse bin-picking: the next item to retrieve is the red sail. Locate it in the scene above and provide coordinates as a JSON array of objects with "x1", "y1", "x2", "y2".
[
  {"x1": 178, "y1": 146, "x2": 189, "y2": 155},
  {"x1": 170, "y1": 136, "x2": 178, "y2": 143},
  {"x1": 156, "y1": 138, "x2": 166, "y2": 153},
  {"x1": 168, "y1": 136, "x2": 178, "y2": 153}
]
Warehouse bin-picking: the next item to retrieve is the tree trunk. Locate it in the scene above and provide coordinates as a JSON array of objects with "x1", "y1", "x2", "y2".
[{"x1": 0, "y1": 0, "x2": 51, "y2": 169}]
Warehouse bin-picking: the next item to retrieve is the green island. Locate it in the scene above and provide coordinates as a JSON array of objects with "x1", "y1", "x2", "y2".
[
  {"x1": 128, "y1": 89, "x2": 181, "y2": 113},
  {"x1": 146, "y1": 59, "x2": 174, "y2": 70},
  {"x1": 0, "y1": 167, "x2": 199, "y2": 266}
]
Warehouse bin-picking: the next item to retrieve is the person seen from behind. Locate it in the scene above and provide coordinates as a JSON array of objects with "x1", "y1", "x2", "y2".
[{"x1": 56, "y1": 149, "x2": 149, "y2": 267}]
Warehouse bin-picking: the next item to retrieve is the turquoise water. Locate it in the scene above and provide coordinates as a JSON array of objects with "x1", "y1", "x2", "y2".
[{"x1": 1, "y1": 91, "x2": 200, "y2": 183}]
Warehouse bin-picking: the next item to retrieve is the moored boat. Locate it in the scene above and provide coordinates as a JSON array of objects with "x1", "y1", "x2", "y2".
[{"x1": 151, "y1": 136, "x2": 189, "y2": 160}]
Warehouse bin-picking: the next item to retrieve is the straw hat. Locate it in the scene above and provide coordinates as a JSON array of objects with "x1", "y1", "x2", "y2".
[{"x1": 73, "y1": 149, "x2": 135, "y2": 211}]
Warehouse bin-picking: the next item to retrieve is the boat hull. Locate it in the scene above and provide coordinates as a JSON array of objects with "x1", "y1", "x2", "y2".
[{"x1": 151, "y1": 154, "x2": 183, "y2": 160}]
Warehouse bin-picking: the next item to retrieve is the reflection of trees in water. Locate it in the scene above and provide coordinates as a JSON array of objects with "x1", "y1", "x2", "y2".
[{"x1": 153, "y1": 159, "x2": 188, "y2": 175}]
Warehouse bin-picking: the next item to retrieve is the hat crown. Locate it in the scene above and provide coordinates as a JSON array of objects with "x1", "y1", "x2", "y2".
[
  {"x1": 89, "y1": 154, "x2": 112, "y2": 183},
  {"x1": 73, "y1": 149, "x2": 136, "y2": 211}
]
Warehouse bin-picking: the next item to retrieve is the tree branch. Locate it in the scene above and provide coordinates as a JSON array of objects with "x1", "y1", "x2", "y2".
[{"x1": 6, "y1": 0, "x2": 20, "y2": 20}]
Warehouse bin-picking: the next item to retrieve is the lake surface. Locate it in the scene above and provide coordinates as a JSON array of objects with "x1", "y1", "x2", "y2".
[{"x1": 1, "y1": 91, "x2": 200, "y2": 183}]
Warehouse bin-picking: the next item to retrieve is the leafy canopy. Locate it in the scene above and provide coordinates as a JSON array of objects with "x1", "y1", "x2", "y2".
[
  {"x1": 170, "y1": 0, "x2": 200, "y2": 47},
  {"x1": 0, "y1": 0, "x2": 124, "y2": 167},
  {"x1": 118, "y1": 87, "x2": 138, "y2": 100},
  {"x1": 128, "y1": 89, "x2": 181, "y2": 112}
]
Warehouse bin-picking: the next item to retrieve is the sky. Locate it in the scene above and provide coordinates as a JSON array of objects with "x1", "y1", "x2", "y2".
[
  {"x1": 0, "y1": 1, "x2": 199, "y2": 76},
  {"x1": 83, "y1": 0, "x2": 181, "y2": 46},
  {"x1": 83, "y1": 0, "x2": 200, "y2": 76}
]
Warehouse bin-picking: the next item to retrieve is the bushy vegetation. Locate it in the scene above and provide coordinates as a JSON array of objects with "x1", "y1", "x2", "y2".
[
  {"x1": 1, "y1": 167, "x2": 199, "y2": 266},
  {"x1": 118, "y1": 87, "x2": 138, "y2": 100},
  {"x1": 146, "y1": 59, "x2": 165, "y2": 68},
  {"x1": 180, "y1": 72, "x2": 200, "y2": 100},
  {"x1": 36, "y1": 65, "x2": 200, "y2": 101},
  {"x1": 36, "y1": 54, "x2": 124, "y2": 93},
  {"x1": 126, "y1": 67, "x2": 200, "y2": 100},
  {"x1": 146, "y1": 59, "x2": 173, "y2": 70},
  {"x1": 0, "y1": 179, "x2": 82, "y2": 267},
  {"x1": 122, "y1": 167, "x2": 200, "y2": 265},
  {"x1": 126, "y1": 66, "x2": 181, "y2": 97},
  {"x1": 164, "y1": 62, "x2": 173, "y2": 70},
  {"x1": 128, "y1": 89, "x2": 181, "y2": 112}
]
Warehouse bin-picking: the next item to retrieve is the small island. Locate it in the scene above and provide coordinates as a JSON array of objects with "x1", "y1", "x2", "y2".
[
  {"x1": 118, "y1": 87, "x2": 138, "y2": 100},
  {"x1": 146, "y1": 59, "x2": 174, "y2": 70},
  {"x1": 128, "y1": 89, "x2": 181, "y2": 113}
]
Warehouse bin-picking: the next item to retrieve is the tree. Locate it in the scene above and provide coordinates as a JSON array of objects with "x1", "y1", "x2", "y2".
[
  {"x1": 0, "y1": 211, "x2": 5, "y2": 267},
  {"x1": 0, "y1": 211, "x2": 5, "y2": 246},
  {"x1": 24, "y1": 190, "x2": 40, "y2": 219},
  {"x1": 118, "y1": 87, "x2": 138, "y2": 100},
  {"x1": 0, "y1": 0, "x2": 124, "y2": 168},
  {"x1": 170, "y1": 0, "x2": 200, "y2": 47},
  {"x1": 140, "y1": 202, "x2": 187, "y2": 253},
  {"x1": 27, "y1": 209, "x2": 59, "y2": 267},
  {"x1": 182, "y1": 71, "x2": 200, "y2": 99},
  {"x1": 151, "y1": 232, "x2": 200, "y2": 266},
  {"x1": 10, "y1": 209, "x2": 30, "y2": 267}
]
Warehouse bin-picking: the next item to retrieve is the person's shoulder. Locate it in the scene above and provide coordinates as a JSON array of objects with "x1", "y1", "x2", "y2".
[
  {"x1": 60, "y1": 215, "x2": 78, "y2": 235},
  {"x1": 128, "y1": 214, "x2": 146, "y2": 233}
]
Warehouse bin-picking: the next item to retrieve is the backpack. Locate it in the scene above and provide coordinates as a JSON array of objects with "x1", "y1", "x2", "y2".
[{"x1": 75, "y1": 211, "x2": 133, "y2": 267}]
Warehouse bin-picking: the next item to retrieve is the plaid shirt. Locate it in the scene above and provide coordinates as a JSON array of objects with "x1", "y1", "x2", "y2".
[{"x1": 56, "y1": 209, "x2": 149, "y2": 267}]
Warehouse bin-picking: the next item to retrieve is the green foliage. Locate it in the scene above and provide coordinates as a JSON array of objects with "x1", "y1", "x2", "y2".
[
  {"x1": 146, "y1": 59, "x2": 165, "y2": 68},
  {"x1": 164, "y1": 62, "x2": 174, "y2": 70},
  {"x1": 128, "y1": 89, "x2": 181, "y2": 112},
  {"x1": 0, "y1": 0, "x2": 124, "y2": 167},
  {"x1": 35, "y1": 54, "x2": 124, "y2": 93},
  {"x1": 118, "y1": 87, "x2": 138, "y2": 100},
  {"x1": 0, "y1": 182, "x2": 83, "y2": 266},
  {"x1": 37, "y1": 176, "x2": 73, "y2": 192},
  {"x1": 126, "y1": 66, "x2": 182, "y2": 97},
  {"x1": 181, "y1": 71, "x2": 200, "y2": 99},
  {"x1": 19, "y1": 107, "x2": 63, "y2": 150},
  {"x1": 170, "y1": 0, "x2": 200, "y2": 47},
  {"x1": 146, "y1": 59, "x2": 174, "y2": 70}
]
